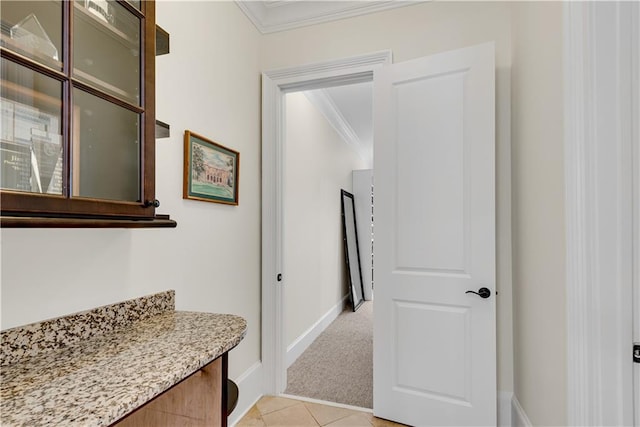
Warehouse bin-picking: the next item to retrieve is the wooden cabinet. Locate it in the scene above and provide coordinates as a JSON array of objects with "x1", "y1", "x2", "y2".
[
  {"x1": 0, "y1": 0, "x2": 173, "y2": 227},
  {"x1": 113, "y1": 354, "x2": 229, "y2": 427}
]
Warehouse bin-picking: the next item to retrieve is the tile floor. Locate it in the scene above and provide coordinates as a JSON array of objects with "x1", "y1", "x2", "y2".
[{"x1": 235, "y1": 396, "x2": 407, "y2": 427}]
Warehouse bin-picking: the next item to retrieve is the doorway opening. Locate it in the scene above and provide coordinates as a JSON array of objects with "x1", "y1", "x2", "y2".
[
  {"x1": 260, "y1": 51, "x2": 391, "y2": 404},
  {"x1": 280, "y1": 85, "x2": 374, "y2": 409}
]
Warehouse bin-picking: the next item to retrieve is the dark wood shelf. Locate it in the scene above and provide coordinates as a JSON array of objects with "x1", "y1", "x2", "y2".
[
  {"x1": 156, "y1": 25, "x2": 169, "y2": 55},
  {"x1": 155, "y1": 119, "x2": 170, "y2": 138},
  {"x1": 1, "y1": 214, "x2": 177, "y2": 228}
]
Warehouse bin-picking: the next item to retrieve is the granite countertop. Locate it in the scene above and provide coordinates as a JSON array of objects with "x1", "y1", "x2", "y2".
[{"x1": 0, "y1": 292, "x2": 247, "y2": 426}]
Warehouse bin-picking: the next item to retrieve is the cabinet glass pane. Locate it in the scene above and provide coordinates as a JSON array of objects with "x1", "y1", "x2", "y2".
[
  {"x1": 72, "y1": 88, "x2": 140, "y2": 201},
  {"x1": 73, "y1": 0, "x2": 140, "y2": 105},
  {"x1": 0, "y1": 1, "x2": 63, "y2": 70},
  {"x1": 1, "y1": 59, "x2": 63, "y2": 195},
  {"x1": 126, "y1": 0, "x2": 141, "y2": 11}
]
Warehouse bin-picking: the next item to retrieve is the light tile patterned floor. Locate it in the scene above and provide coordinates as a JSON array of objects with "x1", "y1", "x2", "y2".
[{"x1": 236, "y1": 396, "x2": 407, "y2": 427}]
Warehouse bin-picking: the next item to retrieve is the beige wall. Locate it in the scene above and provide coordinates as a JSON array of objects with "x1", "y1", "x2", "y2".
[
  {"x1": 284, "y1": 92, "x2": 367, "y2": 346},
  {"x1": 0, "y1": 3, "x2": 573, "y2": 422},
  {"x1": 0, "y1": 1, "x2": 262, "y2": 381},
  {"x1": 511, "y1": 2, "x2": 567, "y2": 425},
  {"x1": 262, "y1": 1, "x2": 515, "y2": 393}
]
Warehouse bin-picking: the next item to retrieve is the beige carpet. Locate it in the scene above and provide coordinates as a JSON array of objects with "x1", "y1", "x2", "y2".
[{"x1": 285, "y1": 301, "x2": 373, "y2": 409}]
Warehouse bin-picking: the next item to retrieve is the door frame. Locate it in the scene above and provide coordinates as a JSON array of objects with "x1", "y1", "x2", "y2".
[
  {"x1": 261, "y1": 51, "x2": 392, "y2": 395},
  {"x1": 564, "y1": 2, "x2": 638, "y2": 425}
]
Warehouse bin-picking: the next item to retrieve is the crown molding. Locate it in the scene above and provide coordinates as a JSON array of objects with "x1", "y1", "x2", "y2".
[
  {"x1": 235, "y1": 1, "x2": 423, "y2": 34},
  {"x1": 304, "y1": 89, "x2": 372, "y2": 165}
]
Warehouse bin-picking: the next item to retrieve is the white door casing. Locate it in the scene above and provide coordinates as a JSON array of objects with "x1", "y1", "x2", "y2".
[
  {"x1": 564, "y1": 2, "x2": 637, "y2": 425},
  {"x1": 373, "y1": 43, "x2": 496, "y2": 426},
  {"x1": 261, "y1": 51, "x2": 392, "y2": 395}
]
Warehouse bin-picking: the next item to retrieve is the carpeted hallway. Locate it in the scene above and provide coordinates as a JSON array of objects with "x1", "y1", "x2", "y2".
[{"x1": 284, "y1": 301, "x2": 373, "y2": 409}]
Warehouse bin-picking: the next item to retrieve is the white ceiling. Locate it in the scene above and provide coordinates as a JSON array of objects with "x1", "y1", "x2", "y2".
[
  {"x1": 235, "y1": 0, "x2": 420, "y2": 34},
  {"x1": 304, "y1": 81, "x2": 373, "y2": 166}
]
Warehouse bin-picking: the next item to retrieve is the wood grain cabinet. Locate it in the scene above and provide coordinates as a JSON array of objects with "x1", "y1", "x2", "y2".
[
  {"x1": 0, "y1": 0, "x2": 174, "y2": 227},
  {"x1": 113, "y1": 354, "x2": 230, "y2": 427}
]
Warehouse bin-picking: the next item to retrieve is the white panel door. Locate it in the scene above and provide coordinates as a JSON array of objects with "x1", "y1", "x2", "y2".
[{"x1": 373, "y1": 43, "x2": 495, "y2": 426}]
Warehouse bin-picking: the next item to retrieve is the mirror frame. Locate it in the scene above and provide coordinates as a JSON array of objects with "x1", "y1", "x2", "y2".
[{"x1": 340, "y1": 189, "x2": 365, "y2": 311}]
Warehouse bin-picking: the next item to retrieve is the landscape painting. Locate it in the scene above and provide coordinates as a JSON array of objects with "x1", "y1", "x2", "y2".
[{"x1": 183, "y1": 131, "x2": 239, "y2": 205}]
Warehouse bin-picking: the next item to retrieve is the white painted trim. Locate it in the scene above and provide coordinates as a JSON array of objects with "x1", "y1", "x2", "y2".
[
  {"x1": 511, "y1": 395, "x2": 532, "y2": 427},
  {"x1": 235, "y1": 1, "x2": 422, "y2": 34},
  {"x1": 498, "y1": 391, "x2": 513, "y2": 427},
  {"x1": 564, "y1": 2, "x2": 636, "y2": 426},
  {"x1": 303, "y1": 90, "x2": 370, "y2": 164},
  {"x1": 633, "y1": 3, "x2": 640, "y2": 426},
  {"x1": 265, "y1": 51, "x2": 392, "y2": 92},
  {"x1": 228, "y1": 362, "x2": 264, "y2": 427},
  {"x1": 262, "y1": 70, "x2": 286, "y2": 396},
  {"x1": 263, "y1": 50, "x2": 392, "y2": 93},
  {"x1": 286, "y1": 295, "x2": 349, "y2": 368},
  {"x1": 262, "y1": 51, "x2": 392, "y2": 396}
]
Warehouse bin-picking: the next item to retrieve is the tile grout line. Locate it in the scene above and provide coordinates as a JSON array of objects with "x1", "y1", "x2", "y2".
[
  {"x1": 300, "y1": 403, "x2": 322, "y2": 426},
  {"x1": 302, "y1": 402, "x2": 359, "y2": 427}
]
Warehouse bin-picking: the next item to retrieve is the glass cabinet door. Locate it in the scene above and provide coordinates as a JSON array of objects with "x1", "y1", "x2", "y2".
[
  {"x1": 1, "y1": 1, "x2": 64, "y2": 195},
  {"x1": 0, "y1": 1, "x2": 63, "y2": 71},
  {"x1": 1, "y1": 59, "x2": 63, "y2": 195},
  {"x1": 73, "y1": 0, "x2": 141, "y2": 105},
  {"x1": 71, "y1": 0, "x2": 142, "y2": 201},
  {"x1": 0, "y1": 0, "x2": 157, "y2": 222},
  {"x1": 73, "y1": 88, "x2": 140, "y2": 201}
]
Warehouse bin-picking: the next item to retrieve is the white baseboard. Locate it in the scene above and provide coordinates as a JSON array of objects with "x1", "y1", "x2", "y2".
[
  {"x1": 286, "y1": 295, "x2": 349, "y2": 368},
  {"x1": 512, "y1": 394, "x2": 532, "y2": 427},
  {"x1": 228, "y1": 361, "x2": 264, "y2": 427},
  {"x1": 498, "y1": 391, "x2": 513, "y2": 427}
]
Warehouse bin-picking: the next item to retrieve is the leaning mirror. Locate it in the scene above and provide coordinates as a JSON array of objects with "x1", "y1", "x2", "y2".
[{"x1": 341, "y1": 189, "x2": 365, "y2": 311}]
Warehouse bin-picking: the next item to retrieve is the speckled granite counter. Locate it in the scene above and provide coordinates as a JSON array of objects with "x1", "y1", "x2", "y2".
[{"x1": 0, "y1": 291, "x2": 247, "y2": 426}]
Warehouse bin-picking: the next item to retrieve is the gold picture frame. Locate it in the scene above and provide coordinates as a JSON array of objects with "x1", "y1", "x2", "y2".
[{"x1": 183, "y1": 130, "x2": 239, "y2": 205}]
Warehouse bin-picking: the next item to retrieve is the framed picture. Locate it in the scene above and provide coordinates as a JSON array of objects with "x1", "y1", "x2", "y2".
[{"x1": 183, "y1": 131, "x2": 239, "y2": 205}]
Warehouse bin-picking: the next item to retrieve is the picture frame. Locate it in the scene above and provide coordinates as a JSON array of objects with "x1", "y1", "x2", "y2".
[{"x1": 183, "y1": 130, "x2": 239, "y2": 205}]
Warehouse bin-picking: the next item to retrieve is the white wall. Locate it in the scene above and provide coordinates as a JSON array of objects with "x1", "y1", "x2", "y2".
[
  {"x1": 0, "y1": 1, "x2": 262, "y2": 382},
  {"x1": 262, "y1": 1, "x2": 515, "y2": 394},
  {"x1": 511, "y1": 2, "x2": 566, "y2": 425},
  {"x1": 0, "y1": 4, "x2": 575, "y2": 422},
  {"x1": 284, "y1": 92, "x2": 367, "y2": 346}
]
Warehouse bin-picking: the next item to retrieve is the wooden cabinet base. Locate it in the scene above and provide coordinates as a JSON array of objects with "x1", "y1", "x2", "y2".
[{"x1": 113, "y1": 355, "x2": 226, "y2": 427}]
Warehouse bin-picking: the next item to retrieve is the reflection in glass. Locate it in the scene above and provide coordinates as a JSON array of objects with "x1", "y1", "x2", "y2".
[
  {"x1": 1, "y1": 59, "x2": 63, "y2": 194},
  {"x1": 126, "y1": 0, "x2": 141, "y2": 11},
  {"x1": 0, "y1": 1, "x2": 63, "y2": 70},
  {"x1": 73, "y1": 0, "x2": 140, "y2": 105},
  {"x1": 11, "y1": 14, "x2": 59, "y2": 61},
  {"x1": 73, "y1": 88, "x2": 140, "y2": 201}
]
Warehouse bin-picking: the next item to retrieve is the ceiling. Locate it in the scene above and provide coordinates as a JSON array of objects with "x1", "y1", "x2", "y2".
[
  {"x1": 235, "y1": 0, "x2": 420, "y2": 34},
  {"x1": 304, "y1": 81, "x2": 373, "y2": 167}
]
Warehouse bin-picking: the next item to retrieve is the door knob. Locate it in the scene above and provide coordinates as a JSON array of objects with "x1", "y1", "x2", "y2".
[{"x1": 465, "y1": 287, "x2": 491, "y2": 299}]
